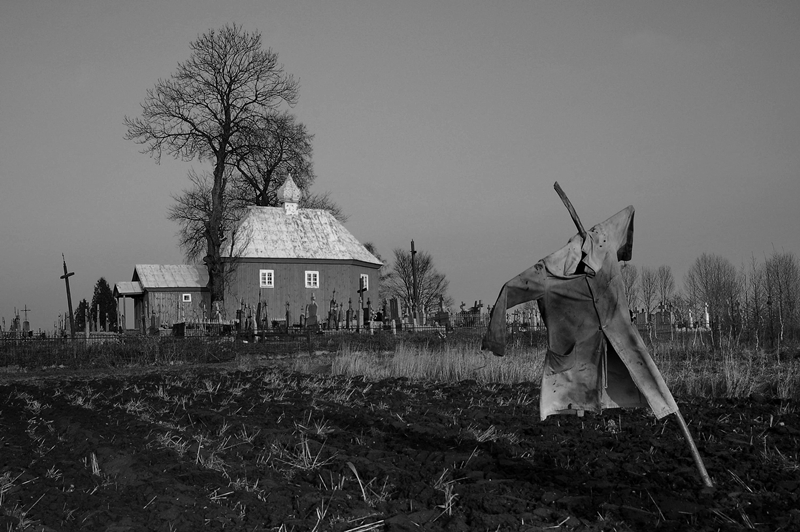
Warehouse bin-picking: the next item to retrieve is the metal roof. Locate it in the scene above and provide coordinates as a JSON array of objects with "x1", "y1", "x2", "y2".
[
  {"x1": 226, "y1": 206, "x2": 383, "y2": 265},
  {"x1": 113, "y1": 281, "x2": 144, "y2": 297},
  {"x1": 132, "y1": 264, "x2": 209, "y2": 289}
]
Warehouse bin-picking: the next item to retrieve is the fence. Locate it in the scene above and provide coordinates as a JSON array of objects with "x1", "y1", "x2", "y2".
[{"x1": 0, "y1": 320, "x2": 725, "y2": 372}]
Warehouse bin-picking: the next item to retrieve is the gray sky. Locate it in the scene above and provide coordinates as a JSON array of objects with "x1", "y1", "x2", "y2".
[{"x1": 2, "y1": 1, "x2": 799, "y2": 331}]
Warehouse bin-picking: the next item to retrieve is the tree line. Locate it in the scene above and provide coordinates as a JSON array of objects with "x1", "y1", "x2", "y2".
[{"x1": 621, "y1": 250, "x2": 800, "y2": 347}]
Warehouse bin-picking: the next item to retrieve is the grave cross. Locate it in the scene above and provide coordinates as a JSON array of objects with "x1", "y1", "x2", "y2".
[
  {"x1": 21, "y1": 305, "x2": 30, "y2": 333},
  {"x1": 357, "y1": 277, "x2": 368, "y2": 303},
  {"x1": 60, "y1": 254, "x2": 76, "y2": 339}
]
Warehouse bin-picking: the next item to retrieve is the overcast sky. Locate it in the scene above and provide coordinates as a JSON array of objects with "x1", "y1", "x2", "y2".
[{"x1": 2, "y1": 1, "x2": 799, "y2": 332}]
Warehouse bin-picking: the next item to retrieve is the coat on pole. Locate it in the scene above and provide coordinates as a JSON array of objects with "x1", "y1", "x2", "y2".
[{"x1": 482, "y1": 205, "x2": 679, "y2": 421}]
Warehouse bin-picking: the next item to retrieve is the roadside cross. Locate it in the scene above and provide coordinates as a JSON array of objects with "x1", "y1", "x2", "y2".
[{"x1": 60, "y1": 254, "x2": 76, "y2": 339}]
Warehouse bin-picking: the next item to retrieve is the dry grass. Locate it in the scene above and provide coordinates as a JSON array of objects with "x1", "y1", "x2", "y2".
[
  {"x1": 331, "y1": 342, "x2": 545, "y2": 384},
  {"x1": 328, "y1": 336, "x2": 800, "y2": 400},
  {"x1": 653, "y1": 344, "x2": 800, "y2": 399}
]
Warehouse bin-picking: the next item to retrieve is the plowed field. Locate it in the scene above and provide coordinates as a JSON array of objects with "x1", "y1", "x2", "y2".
[{"x1": 1, "y1": 362, "x2": 798, "y2": 531}]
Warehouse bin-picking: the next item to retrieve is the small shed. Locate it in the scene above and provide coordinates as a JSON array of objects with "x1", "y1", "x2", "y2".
[{"x1": 114, "y1": 265, "x2": 210, "y2": 332}]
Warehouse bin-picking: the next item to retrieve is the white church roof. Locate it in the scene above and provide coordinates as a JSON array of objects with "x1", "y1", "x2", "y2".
[{"x1": 227, "y1": 206, "x2": 382, "y2": 265}]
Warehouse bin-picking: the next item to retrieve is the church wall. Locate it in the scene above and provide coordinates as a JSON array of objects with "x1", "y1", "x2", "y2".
[{"x1": 223, "y1": 259, "x2": 380, "y2": 325}]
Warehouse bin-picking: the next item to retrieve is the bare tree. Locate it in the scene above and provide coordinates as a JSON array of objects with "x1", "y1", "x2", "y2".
[
  {"x1": 227, "y1": 112, "x2": 346, "y2": 222},
  {"x1": 639, "y1": 266, "x2": 658, "y2": 320},
  {"x1": 620, "y1": 262, "x2": 639, "y2": 311},
  {"x1": 384, "y1": 248, "x2": 452, "y2": 317},
  {"x1": 300, "y1": 190, "x2": 348, "y2": 223},
  {"x1": 125, "y1": 24, "x2": 299, "y2": 303},
  {"x1": 167, "y1": 169, "x2": 246, "y2": 262},
  {"x1": 231, "y1": 112, "x2": 314, "y2": 205},
  {"x1": 656, "y1": 265, "x2": 675, "y2": 309},
  {"x1": 736, "y1": 255, "x2": 763, "y2": 346},
  {"x1": 670, "y1": 292, "x2": 691, "y2": 329},
  {"x1": 763, "y1": 250, "x2": 800, "y2": 345},
  {"x1": 167, "y1": 169, "x2": 254, "y2": 304},
  {"x1": 684, "y1": 253, "x2": 742, "y2": 341},
  {"x1": 362, "y1": 242, "x2": 390, "y2": 302}
]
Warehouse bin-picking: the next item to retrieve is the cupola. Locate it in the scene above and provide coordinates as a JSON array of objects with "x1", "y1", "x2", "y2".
[{"x1": 277, "y1": 174, "x2": 302, "y2": 215}]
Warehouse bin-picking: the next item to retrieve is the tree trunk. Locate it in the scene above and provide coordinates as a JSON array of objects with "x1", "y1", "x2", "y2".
[{"x1": 205, "y1": 150, "x2": 228, "y2": 305}]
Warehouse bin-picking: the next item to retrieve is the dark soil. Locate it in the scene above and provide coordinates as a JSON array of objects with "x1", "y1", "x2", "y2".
[{"x1": 1, "y1": 361, "x2": 798, "y2": 531}]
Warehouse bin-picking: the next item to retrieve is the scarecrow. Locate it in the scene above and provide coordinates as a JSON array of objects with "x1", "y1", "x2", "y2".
[{"x1": 482, "y1": 183, "x2": 713, "y2": 487}]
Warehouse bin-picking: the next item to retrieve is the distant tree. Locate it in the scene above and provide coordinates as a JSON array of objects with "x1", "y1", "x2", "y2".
[
  {"x1": 125, "y1": 24, "x2": 299, "y2": 304},
  {"x1": 300, "y1": 190, "x2": 347, "y2": 223},
  {"x1": 384, "y1": 247, "x2": 452, "y2": 318},
  {"x1": 90, "y1": 278, "x2": 117, "y2": 332},
  {"x1": 684, "y1": 253, "x2": 742, "y2": 341},
  {"x1": 656, "y1": 265, "x2": 675, "y2": 309},
  {"x1": 74, "y1": 299, "x2": 89, "y2": 332},
  {"x1": 762, "y1": 250, "x2": 800, "y2": 344},
  {"x1": 640, "y1": 266, "x2": 658, "y2": 320},
  {"x1": 670, "y1": 292, "x2": 691, "y2": 329},
  {"x1": 620, "y1": 262, "x2": 639, "y2": 311},
  {"x1": 739, "y1": 255, "x2": 765, "y2": 345},
  {"x1": 362, "y1": 242, "x2": 389, "y2": 302}
]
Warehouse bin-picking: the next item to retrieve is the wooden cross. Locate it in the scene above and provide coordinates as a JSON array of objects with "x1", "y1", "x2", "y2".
[
  {"x1": 357, "y1": 277, "x2": 367, "y2": 305},
  {"x1": 60, "y1": 253, "x2": 76, "y2": 339}
]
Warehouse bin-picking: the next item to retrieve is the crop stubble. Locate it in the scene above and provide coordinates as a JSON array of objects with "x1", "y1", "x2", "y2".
[{"x1": 1, "y1": 364, "x2": 799, "y2": 531}]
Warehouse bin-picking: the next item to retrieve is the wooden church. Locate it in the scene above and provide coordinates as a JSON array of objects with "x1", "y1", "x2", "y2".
[
  {"x1": 221, "y1": 175, "x2": 383, "y2": 324},
  {"x1": 115, "y1": 175, "x2": 382, "y2": 331}
]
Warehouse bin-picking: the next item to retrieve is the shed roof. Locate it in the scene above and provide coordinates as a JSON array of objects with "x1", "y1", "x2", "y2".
[
  {"x1": 227, "y1": 206, "x2": 382, "y2": 266},
  {"x1": 113, "y1": 281, "x2": 144, "y2": 297},
  {"x1": 132, "y1": 265, "x2": 209, "y2": 290}
]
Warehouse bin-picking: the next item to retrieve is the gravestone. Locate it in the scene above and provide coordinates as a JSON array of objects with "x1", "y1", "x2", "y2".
[
  {"x1": 389, "y1": 297, "x2": 402, "y2": 328},
  {"x1": 306, "y1": 293, "x2": 319, "y2": 330},
  {"x1": 434, "y1": 295, "x2": 450, "y2": 328},
  {"x1": 328, "y1": 293, "x2": 337, "y2": 330}
]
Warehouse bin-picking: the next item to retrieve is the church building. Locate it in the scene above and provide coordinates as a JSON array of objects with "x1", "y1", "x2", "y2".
[
  {"x1": 221, "y1": 175, "x2": 383, "y2": 324},
  {"x1": 115, "y1": 175, "x2": 381, "y2": 331}
]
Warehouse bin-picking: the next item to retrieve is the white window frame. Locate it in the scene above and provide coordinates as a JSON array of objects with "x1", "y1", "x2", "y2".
[
  {"x1": 259, "y1": 269, "x2": 274, "y2": 288},
  {"x1": 305, "y1": 270, "x2": 319, "y2": 289},
  {"x1": 182, "y1": 293, "x2": 192, "y2": 303},
  {"x1": 359, "y1": 273, "x2": 369, "y2": 292}
]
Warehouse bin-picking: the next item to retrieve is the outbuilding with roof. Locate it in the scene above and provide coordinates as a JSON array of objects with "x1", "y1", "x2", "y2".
[{"x1": 114, "y1": 264, "x2": 209, "y2": 332}]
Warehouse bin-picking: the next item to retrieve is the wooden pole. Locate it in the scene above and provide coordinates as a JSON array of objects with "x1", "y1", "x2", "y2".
[
  {"x1": 410, "y1": 240, "x2": 418, "y2": 324},
  {"x1": 553, "y1": 182, "x2": 586, "y2": 239},
  {"x1": 674, "y1": 410, "x2": 714, "y2": 487},
  {"x1": 552, "y1": 183, "x2": 713, "y2": 488}
]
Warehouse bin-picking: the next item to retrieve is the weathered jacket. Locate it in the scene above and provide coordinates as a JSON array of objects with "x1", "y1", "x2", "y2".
[{"x1": 482, "y1": 206, "x2": 678, "y2": 420}]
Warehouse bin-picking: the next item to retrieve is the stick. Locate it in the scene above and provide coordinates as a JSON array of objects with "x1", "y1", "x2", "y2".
[
  {"x1": 673, "y1": 410, "x2": 714, "y2": 487},
  {"x1": 553, "y1": 182, "x2": 586, "y2": 239}
]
